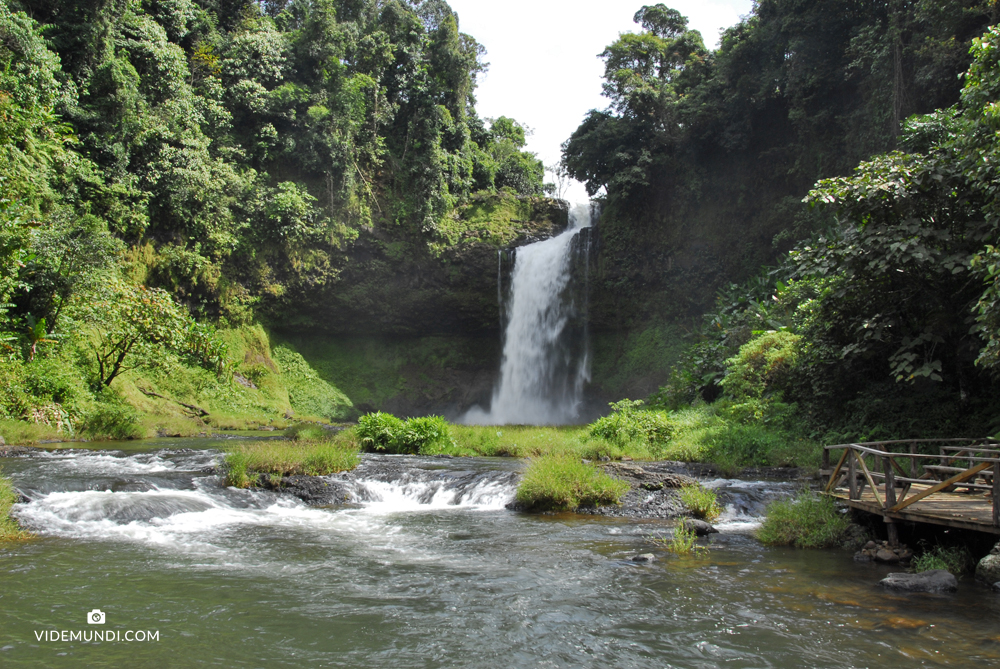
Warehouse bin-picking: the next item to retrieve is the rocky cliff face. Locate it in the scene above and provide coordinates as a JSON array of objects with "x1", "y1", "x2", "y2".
[{"x1": 273, "y1": 195, "x2": 569, "y2": 337}]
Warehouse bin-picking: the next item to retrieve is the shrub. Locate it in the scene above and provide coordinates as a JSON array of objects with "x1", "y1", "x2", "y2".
[
  {"x1": 515, "y1": 455, "x2": 630, "y2": 511},
  {"x1": 83, "y1": 401, "x2": 143, "y2": 440},
  {"x1": 679, "y1": 484, "x2": 722, "y2": 521},
  {"x1": 912, "y1": 544, "x2": 974, "y2": 574},
  {"x1": 223, "y1": 440, "x2": 360, "y2": 487},
  {"x1": 703, "y1": 423, "x2": 783, "y2": 473},
  {"x1": 356, "y1": 411, "x2": 404, "y2": 451},
  {"x1": 355, "y1": 412, "x2": 453, "y2": 454},
  {"x1": 721, "y1": 330, "x2": 801, "y2": 402},
  {"x1": 589, "y1": 399, "x2": 673, "y2": 449},
  {"x1": 0, "y1": 473, "x2": 28, "y2": 541},
  {"x1": 756, "y1": 491, "x2": 851, "y2": 548},
  {"x1": 395, "y1": 416, "x2": 453, "y2": 454}
]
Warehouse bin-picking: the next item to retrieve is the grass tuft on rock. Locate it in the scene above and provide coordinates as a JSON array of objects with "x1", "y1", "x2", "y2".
[
  {"x1": 514, "y1": 455, "x2": 630, "y2": 512},
  {"x1": 679, "y1": 484, "x2": 722, "y2": 521},
  {"x1": 0, "y1": 474, "x2": 29, "y2": 541},
  {"x1": 223, "y1": 438, "x2": 360, "y2": 488},
  {"x1": 653, "y1": 523, "x2": 708, "y2": 556},
  {"x1": 756, "y1": 491, "x2": 851, "y2": 548}
]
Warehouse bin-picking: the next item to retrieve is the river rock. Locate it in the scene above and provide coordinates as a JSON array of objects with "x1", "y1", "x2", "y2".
[
  {"x1": 992, "y1": 582, "x2": 1000, "y2": 593},
  {"x1": 975, "y1": 550, "x2": 1000, "y2": 583},
  {"x1": 682, "y1": 519, "x2": 719, "y2": 536},
  {"x1": 876, "y1": 548, "x2": 900, "y2": 563},
  {"x1": 879, "y1": 570, "x2": 958, "y2": 593},
  {"x1": 631, "y1": 554, "x2": 656, "y2": 563}
]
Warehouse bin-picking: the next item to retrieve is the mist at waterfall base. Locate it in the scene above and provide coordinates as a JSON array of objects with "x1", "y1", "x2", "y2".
[
  {"x1": 5, "y1": 440, "x2": 1000, "y2": 667},
  {"x1": 462, "y1": 202, "x2": 594, "y2": 426}
]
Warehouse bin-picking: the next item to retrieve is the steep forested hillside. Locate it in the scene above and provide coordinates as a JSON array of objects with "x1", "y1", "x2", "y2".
[
  {"x1": 0, "y1": 0, "x2": 557, "y2": 437},
  {"x1": 566, "y1": 0, "x2": 996, "y2": 324},
  {"x1": 568, "y1": 2, "x2": 1000, "y2": 441}
]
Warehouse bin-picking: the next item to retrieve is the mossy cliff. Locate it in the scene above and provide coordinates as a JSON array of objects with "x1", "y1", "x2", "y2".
[{"x1": 269, "y1": 194, "x2": 569, "y2": 336}]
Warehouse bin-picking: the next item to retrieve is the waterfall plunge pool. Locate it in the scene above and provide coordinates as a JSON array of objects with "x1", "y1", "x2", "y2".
[{"x1": 2, "y1": 439, "x2": 999, "y2": 667}]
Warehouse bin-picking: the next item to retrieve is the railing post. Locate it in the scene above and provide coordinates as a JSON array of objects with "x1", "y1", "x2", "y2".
[
  {"x1": 909, "y1": 443, "x2": 916, "y2": 478},
  {"x1": 884, "y1": 456, "x2": 896, "y2": 509},
  {"x1": 993, "y1": 459, "x2": 1000, "y2": 529},
  {"x1": 849, "y1": 449, "x2": 858, "y2": 500},
  {"x1": 822, "y1": 447, "x2": 830, "y2": 473}
]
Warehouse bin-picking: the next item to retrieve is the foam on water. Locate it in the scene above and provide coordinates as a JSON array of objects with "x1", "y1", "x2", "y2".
[
  {"x1": 352, "y1": 476, "x2": 515, "y2": 513},
  {"x1": 703, "y1": 478, "x2": 797, "y2": 532},
  {"x1": 11, "y1": 450, "x2": 518, "y2": 554}
]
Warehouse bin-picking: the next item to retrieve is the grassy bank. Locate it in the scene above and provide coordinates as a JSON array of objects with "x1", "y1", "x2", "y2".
[
  {"x1": 0, "y1": 474, "x2": 28, "y2": 541},
  {"x1": 346, "y1": 401, "x2": 819, "y2": 473},
  {"x1": 0, "y1": 325, "x2": 354, "y2": 445}
]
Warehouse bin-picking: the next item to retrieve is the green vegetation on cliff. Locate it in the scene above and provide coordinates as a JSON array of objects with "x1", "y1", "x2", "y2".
[
  {"x1": 571, "y1": 3, "x2": 1000, "y2": 444},
  {"x1": 0, "y1": 0, "x2": 559, "y2": 438}
]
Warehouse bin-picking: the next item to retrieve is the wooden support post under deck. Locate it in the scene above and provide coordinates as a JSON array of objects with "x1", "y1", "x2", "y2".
[
  {"x1": 848, "y1": 449, "x2": 858, "y2": 500},
  {"x1": 993, "y1": 460, "x2": 1000, "y2": 528},
  {"x1": 884, "y1": 456, "x2": 898, "y2": 547},
  {"x1": 886, "y1": 518, "x2": 899, "y2": 546}
]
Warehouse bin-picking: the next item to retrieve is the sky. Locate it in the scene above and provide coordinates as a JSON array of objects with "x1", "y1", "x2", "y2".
[{"x1": 445, "y1": 0, "x2": 754, "y2": 203}]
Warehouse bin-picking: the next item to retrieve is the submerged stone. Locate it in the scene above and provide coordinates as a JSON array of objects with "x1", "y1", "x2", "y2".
[
  {"x1": 682, "y1": 519, "x2": 719, "y2": 536},
  {"x1": 631, "y1": 554, "x2": 656, "y2": 563},
  {"x1": 879, "y1": 570, "x2": 957, "y2": 593}
]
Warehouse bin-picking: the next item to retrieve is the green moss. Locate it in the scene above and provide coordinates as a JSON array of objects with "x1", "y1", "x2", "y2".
[
  {"x1": 433, "y1": 193, "x2": 537, "y2": 250},
  {"x1": 273, "y1": 333, "x2": 497, "y2": 412},
  {"x1": 591, "y1": 323, "x2": 688, "y2": 398},
  {"x1": 273, "y1": 345, "x2": 353, "y2": 421}
]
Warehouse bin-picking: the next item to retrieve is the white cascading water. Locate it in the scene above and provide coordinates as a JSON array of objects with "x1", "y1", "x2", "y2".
[{"x1": 462, "y1": 202, "x2": 593, "y2": 425}]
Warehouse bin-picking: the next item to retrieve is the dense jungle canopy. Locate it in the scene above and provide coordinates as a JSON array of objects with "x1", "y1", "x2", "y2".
[{"x1": 3, "y1": 0, "x2": 1000, "y2": 444}]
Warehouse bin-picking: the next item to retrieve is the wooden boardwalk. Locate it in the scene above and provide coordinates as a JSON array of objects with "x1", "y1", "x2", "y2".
[{"x1": 820, "y1": 439, "x2": 1000, "y2": 539}]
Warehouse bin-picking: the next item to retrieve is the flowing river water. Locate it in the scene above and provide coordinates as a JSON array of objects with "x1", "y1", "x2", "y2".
[{"x1": 2, "y1": 439, "x2": 1000, "y2": 667}]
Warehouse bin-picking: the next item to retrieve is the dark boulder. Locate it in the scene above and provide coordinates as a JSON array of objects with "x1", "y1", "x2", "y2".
[{"x1": 879, "y1": 570, "x2": 957, "y2": 593}]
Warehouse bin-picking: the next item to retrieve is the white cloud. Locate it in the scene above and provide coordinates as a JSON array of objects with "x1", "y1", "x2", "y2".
[{"x1": 446, "y1": 0, "x2": 752, "y2": 203}]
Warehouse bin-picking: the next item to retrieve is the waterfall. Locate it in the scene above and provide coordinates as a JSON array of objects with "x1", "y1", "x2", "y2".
[{"x1": 462, "y1": 202, "x2": 593, "y2": 425}]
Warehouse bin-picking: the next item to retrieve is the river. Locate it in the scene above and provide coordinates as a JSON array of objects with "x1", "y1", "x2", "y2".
[{"x1": 2, "y1": 439, "x2": 998, "y2": 667}]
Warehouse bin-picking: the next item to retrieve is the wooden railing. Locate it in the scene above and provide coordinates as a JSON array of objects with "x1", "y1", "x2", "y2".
[{"x1": 822, "y1": 439, "x2": 1000, "y2": 529}]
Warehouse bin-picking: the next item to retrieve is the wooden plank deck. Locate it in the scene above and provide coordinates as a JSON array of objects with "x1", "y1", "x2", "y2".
[{"x1": 826, "y1": 483, "x2": 1000, "y2": 534}]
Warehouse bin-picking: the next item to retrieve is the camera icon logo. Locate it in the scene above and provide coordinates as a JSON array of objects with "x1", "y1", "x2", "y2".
[{"x1": 87, "y1": 609, "x2": 106, "y2": 625}]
